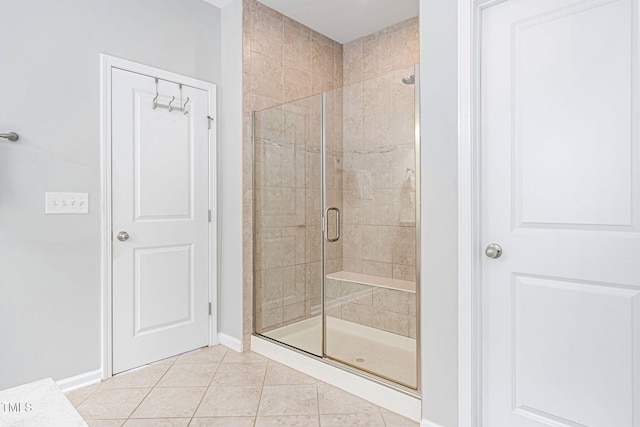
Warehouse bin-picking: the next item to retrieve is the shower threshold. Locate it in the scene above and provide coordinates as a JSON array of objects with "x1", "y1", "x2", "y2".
[{"x1": 262, "y1": 316, "x2": 416, "y2": 389}]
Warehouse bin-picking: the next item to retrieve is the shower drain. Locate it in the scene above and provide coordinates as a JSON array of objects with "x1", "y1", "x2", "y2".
[{"x1": 354, "y1": 357, "x2": 366, "y2": 363}]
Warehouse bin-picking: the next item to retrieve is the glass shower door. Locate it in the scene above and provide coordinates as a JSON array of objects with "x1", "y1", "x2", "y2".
[
  {"x1": 323, "y1": 68, "x2": 419, "y2": 389},
  {"x1": 253, "y1": 68, "x2": 419, "y2": 390},
  {"x1": 253, "y1": 94, "x2": 324, "y2": 357}
]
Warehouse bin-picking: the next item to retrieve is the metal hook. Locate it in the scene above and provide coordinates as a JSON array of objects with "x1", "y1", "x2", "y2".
[
  {"x1": 182, "y1": 97, "x2": 190, "y2": 115},
  {"x1": 153, "y1": 78, "x2": 159, "y2": 109},
  {"x1": 168, "y1": 96, "x2": 175, "y2": 112},
  {"x1": 0, "y1": 132, "x2": 19, "y2": 142}
]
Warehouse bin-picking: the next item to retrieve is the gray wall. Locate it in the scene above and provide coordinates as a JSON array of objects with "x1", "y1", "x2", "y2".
[
  {"x1": 419, "y1": 0, "x2": 459, "y2": 425},
  {"x1": 218, "y1": 0, "x2": 244, "y2": 343},
  {"x1": 0, "y1": 0, "x2": 221, "y2": 390}
]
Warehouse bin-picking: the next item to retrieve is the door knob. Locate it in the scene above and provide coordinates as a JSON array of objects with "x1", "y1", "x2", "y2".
[
  {"x1": 485, "y1": 243, "x2": 502, "y2": 259},
  {"x1": 117, "y1": 231, "x2": 130, "y2": 242}
]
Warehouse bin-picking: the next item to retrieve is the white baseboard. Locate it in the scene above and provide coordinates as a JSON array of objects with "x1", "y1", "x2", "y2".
[
  {"x1": 251, "y1": 335, "x2": 421, "y2": 422},
  {"x1": 56, "y1": 369, "x2": 102, "y2": 393},
  {"x1": 421, "y1": 419, "x2": 446, "y2": 427},
  {"x1": 218, "y1": 332, "x2": 242, "y2": 353}
]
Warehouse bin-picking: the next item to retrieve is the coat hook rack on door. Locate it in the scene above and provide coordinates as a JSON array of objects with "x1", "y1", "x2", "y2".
[
  {"x1": 152, "y1": 78, "x2": 190, "y2": 114},
  {"x1": 0, "y1": 132, "x2": 19, "y2": 142}
]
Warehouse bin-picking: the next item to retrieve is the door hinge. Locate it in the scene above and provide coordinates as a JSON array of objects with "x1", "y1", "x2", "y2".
[
  {"x1": 208, "y1": 209, "x2": 212, "y2": 222},
  {"x1": 207, "y1": 115, "x2": 214, "y2": 129},
  {"x1": 208, "y1": 302, "x2": 212, "y2": 315}
]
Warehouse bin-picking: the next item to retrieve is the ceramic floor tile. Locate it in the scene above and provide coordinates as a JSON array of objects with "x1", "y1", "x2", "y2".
[
  {"x1": 123, "y1": 418, "x2": 190, "y2": 426},
  {"x1": 319, "y1": 412, "x2": 385, "y2": 427},
  {"x1": 152, "y1": 355, "x2": 179, "y2": 365},
  {"x1": 130, "y1": 387, "x2": 206, "y2": 418},
  {"x1": 66, "y1": 383, "x2": 100, "y2": 407},
  {"x1": 157, "y1": 363, "x2": 219, "y2": 387},
  {"x1": 86, "y1": 420, "x2": 125, "y2": 427},
  {"x1": 210, "y1": 362, "x2": 267, "y2": 386},
  {"x1": 188, "y1": 417, "x2": 256, "y2": 426},
  {"x1": 221, "y1": 350, "x2": 268, "y2": 364},
  {"x1": 381, "y1": 410, "x2": 420, "y2": 426},
  {"x1": 257, "y1": 384, "x2": 318, "y2": 416},
  {"x1": 255, "y1": 415, "x2": 320, "y2": 427},
  {"x1": 77, "y1": 388, "x2": 150, "y2": 420},
  {"x1": 194, "y1": 386, "x2": 262, "y2": 417},
  {"x1": 70, "y1": 347, "x2": 414, "y2": 426},
  {"x1": 101, "y1": 364, "x2": 170, "y2": 389},
  {"x1": 316, "y1": 382, "x2": 379, "y2": 414},
  {"x1": 264, "y1": 362, "x2": 317, "y2": 385},
  {"x1": 175, "y1": 346, "x2": 228, "y2": 364}
]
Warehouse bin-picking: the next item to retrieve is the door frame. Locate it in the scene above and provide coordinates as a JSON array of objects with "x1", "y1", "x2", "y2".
[
  {"x1": 99, "y1": 54, "x2": 218, "y2": 379},
  {"x1": 458, "y1": 1, "x2": 508, "y2": 425}
]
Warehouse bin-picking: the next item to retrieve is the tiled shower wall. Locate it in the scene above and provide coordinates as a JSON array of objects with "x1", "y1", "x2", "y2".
[
  {"x1": 243, "y1": 0, "x2": 420, "y2": 346},
  {"x1": 242, "y1": 0, "x2": 343, "y2": 346},
  {"x1": 340, "y1": 18, "x2": 419, "y2": 283}
]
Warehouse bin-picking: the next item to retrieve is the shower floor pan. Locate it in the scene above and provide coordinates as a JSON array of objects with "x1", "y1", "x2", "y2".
[{"x1": 262, "y1": 315, "x2": 416, "y2": 388}]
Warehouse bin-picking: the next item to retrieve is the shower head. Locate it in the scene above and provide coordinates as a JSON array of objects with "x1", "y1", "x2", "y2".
[{"x1": 402, "y1": 75, "x2": 415, "y2": 85}]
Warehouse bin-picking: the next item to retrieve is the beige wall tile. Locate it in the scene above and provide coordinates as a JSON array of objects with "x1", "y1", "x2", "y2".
[
  {"x1": 250, "y1": 52, "x2": 284, "y2": 101},
  {"x1": 341, "y1": 283, "x2": 373, "y2": 306},
  {"x1": 325, "y1": 257, "x2": 343, "y2": 275},
  {"x1": 248, "y1": 0, "x2": 282, "y2": 19},
  {"x1": 283, "y1": 15, "x2": 312, "y2": 35},
  {"x1": 393, "y1": 264, "x2": 416, "y2": 282},
  {"x1": 284, "y1": 26, "x2": 312, "y2": 71},
  {"x1": 283, "y1": 301, "x2": 308, "y2": 323},
  {"x1": 284, "y1": 66, "x2": 312, "y2": 103},
  {"x1": 372, "y1": 288, "x2": 409, "y2": 315},
  {"x1": 360, "y1": 260, "x2": 393, "y2": 278},
  {"x1": 372, "y1": 310, "x2": 409, "y2": 336},
  {"x1": 311, "y1": 75, "x2": 334, "y2": 94},
  {"x1": 341, "y1": 302, "x2": 373, "y2": 327},
  {"x1": 325, "y1": 297, "x2": 342, "y2": 318},
  {"x1": 256, "y1": 307, "x2": 283, "y2": 331},
  {"x1": 250, "y1": 8, "x2": 283, "y2": 57}
]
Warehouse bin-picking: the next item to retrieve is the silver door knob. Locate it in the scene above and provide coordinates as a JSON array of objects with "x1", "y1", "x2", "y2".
[
  {"x1": 117, "y1": 231, "x2": 129, "y2": 242},
  {"x1": 485, "y1": 243, "x2": 502, "y2": 259}
]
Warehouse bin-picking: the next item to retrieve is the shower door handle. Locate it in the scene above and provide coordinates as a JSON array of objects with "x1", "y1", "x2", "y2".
[{"x1": 325, "y1": 207, "x2": 340, "y2": 242}]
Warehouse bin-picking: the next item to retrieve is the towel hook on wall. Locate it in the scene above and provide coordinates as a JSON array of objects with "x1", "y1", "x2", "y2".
[{"x1": 0, "y1": 132, "x2": 19, "y2": 142}]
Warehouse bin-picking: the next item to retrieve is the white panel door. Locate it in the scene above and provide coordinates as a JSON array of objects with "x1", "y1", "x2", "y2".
[
  {"x1": 481, "y1": 0, "x2": 640, "y2": 426},
  {"x1": 112, "y1": 69, "x2": 210, "y2": 374}
]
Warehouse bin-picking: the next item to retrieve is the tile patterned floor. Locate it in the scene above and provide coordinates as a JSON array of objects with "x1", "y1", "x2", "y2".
[{"x1": 66, "y1": 346, "x2": 419, "y2": 427}]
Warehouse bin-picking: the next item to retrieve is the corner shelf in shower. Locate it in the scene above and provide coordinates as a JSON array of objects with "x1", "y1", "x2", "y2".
[{"x1": 325, "y1": 271, "x2": 416, "y2": 293}]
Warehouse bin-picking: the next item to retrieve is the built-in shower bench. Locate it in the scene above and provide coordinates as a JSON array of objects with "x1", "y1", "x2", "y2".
[
  {"x1": 325, "y1": 271, "x2": 415, "y2": 293},
  {"x1": 325, "y1": 271, "x2": 417, "y2": 338}
]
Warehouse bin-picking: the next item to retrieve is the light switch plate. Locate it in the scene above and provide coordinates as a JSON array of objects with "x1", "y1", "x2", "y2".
[{"x1": 45, "y1": 192, "x2": 89, "y2": 214}]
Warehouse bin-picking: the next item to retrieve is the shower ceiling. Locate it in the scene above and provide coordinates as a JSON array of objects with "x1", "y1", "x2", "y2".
[{"x1": 255, "y1": 0, "x2": 419, "y2": 43}]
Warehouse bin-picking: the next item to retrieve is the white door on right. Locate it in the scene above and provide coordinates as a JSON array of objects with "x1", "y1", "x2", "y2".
[{"x1": 481, "y1": 0, "x2": 640, "y2": 426}]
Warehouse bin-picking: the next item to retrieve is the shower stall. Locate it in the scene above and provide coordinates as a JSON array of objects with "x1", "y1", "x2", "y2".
[{"x1": 252, "y1": 66, "x2": 420, "y2": 391}]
